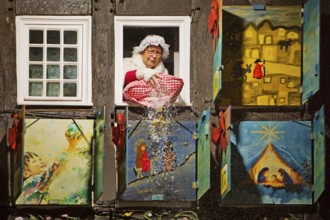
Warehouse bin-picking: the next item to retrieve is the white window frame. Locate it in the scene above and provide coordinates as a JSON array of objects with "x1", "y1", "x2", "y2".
[
  {"x1": 114, "y1": 16, "x2": 191, "y2": 106},
  {"x1": 16, "y1": 16, "x2": 92, "y2": 106}
]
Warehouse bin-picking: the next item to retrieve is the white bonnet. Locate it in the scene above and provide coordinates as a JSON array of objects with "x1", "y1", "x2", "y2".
[{"x1": 133, "y1": 35, "x2": 170, "y2": 59}]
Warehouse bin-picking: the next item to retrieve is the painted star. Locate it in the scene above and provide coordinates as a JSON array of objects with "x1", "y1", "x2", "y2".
[{"x1": 251, "y1": 122, "x2": 285, "y2": 143}]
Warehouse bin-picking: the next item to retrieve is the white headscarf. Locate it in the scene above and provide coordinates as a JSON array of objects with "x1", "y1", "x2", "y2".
[{"x1": 132, "y1": 35, "x2": 170, "y2": 59}]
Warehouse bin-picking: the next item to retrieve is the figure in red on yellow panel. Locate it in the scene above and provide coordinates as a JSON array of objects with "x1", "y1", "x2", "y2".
[
  {"x1": 253, "y1": 59, "x2": 265, "y2": 79},
  {"x1": 134, "y1": 139, "x2": 151, "y2": 179}
]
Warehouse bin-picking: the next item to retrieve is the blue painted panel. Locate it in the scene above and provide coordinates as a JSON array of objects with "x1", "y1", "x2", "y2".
[
  {"x1": 122, "y1": 117, "x2": 197, "y2": 201},
  {"x1": 225, "y1": 121, "x2": 312, "y2": 205},
  {"x1": 212, "y1": 0, "x2": 223, "y2": 102},
  {"x1": 313, "y1": 105, "x2": 325, "y2": 202},
  {"x1": 197, "y1": 108, "x2": 211, "y2": 200},
  {"x1": 302, "y1": 0, "x2": 320, "y2": 103},
  {"x1": 94, "y1": 106, "x2": 105, "y2": 202}
]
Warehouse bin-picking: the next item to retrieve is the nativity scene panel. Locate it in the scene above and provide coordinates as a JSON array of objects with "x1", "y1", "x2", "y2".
[{"x1": 225, "y1": 121, "x2": 312, "y2": 205}]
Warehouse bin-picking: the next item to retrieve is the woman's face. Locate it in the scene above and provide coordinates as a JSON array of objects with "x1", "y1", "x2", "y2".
[{"x1": 141, "y1": 45, "x2": 163, "y2": 68}]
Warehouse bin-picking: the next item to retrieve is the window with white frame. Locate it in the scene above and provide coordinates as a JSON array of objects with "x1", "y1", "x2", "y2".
[
  {"x1": 114, "y1": 16, "x2": 191, "y2": 106},
  {"x1": 16, "y1": 16, "x2": 92, "y2": 106}
]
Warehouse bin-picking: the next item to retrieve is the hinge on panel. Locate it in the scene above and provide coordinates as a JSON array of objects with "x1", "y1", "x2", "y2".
[{"x1": 192, "y1": 181, "x2": 199, "y2": 189}]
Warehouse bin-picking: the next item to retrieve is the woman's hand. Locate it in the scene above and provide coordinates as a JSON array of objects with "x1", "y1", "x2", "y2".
[
  {"x1": 137, "y1": 68, "x2": 162, "y2": 85},
  {"x1": 148, "y1": 73, "x2": 162, "y2": 85}
]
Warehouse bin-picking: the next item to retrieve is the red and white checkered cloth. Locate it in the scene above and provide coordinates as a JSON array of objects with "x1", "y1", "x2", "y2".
[{"x1": 123, "y1": 74, "x2": 184, "y2": 108}]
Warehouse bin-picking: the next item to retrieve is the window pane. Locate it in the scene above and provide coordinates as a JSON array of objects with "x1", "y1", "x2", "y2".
[
  {"x1": 29, "y1": 30, "x2": 43, "y2": 44},
  {"x1": 64, "y1": 48, "x2": 77, "y2": 62},
  {"x1": 47, "y1": 30, "x2": 60, "y2": 44},
  {"x1": 29, "y1": 47, "x2": 43, "y2": 61},
  {"x1": 63, "y1": 83, "x2": 77, "y2": 97},
  {"x1": 29, "y1": 65, "x2": 43, "y2": 79},
  {"x1": 46, "y1": 82, "x2": 60, "y2": 97},
  {"x1": 64, "y1": 65, "x2": 77, "y2": 79},
  {"x1": 64, "y1": 31, "x2": 77, "y2": 44},
  {"x1": 47, "y1": 65, "x2": 60, "y2": 79},
  {"x1": 29, "y1": 82, "x2": 43, "y2": 96},
  {"x1": 47, "y1": 47, "x2": 60, "y2": 61}
]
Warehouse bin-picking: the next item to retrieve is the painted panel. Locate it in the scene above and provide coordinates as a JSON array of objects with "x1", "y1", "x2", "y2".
[
  {"x1": 226, "y1": 121, "x2": 312, "y2": 205},
  {"x1": 197, "y1": 108, "x2": 210, "y2": 200},
  {"x1": 302, "y1": 0, "x2": 320, "y2": 103},
  {"x1": 16, "y1": 118, "x2": 94, "y2": 205},
  {"x1": 221, "y1": 6, "x2": 301, "y2": 106},
  {"x1": 212, "y1": 0, "x2": 223, "y2": 101},
  {"x1": 94, "y1": 106, "x2": 105, "y2": 202},
  {"x1": 115, "y1": 107, "x2": 128, "y2": 196},
  {"x1": 0, "y1": 120, "x2": 6, "y2": 144},
  {"x1": 220, "y1": 106, "x2": 231, "y2": 199},
  {"x1": 121, "y1": 117, "x2": 196, "y2": 201},
  {"x1": 0, "y1": 119, "x2": 8, "y2": 205},
  {"x1": 313, "y1": 105, "x2": 325, "y2": 202},
  {"x1": 12, "y1": 108, "x2": 25, "y2": 203}
]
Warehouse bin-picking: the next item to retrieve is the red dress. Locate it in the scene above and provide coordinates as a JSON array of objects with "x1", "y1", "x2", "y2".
[
  {"x1": 141, "y1": 152, "x2": 150, "y2": 172},
  {"x1": 253, "y1": 63, "x2": 263, "y2": 79}
]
